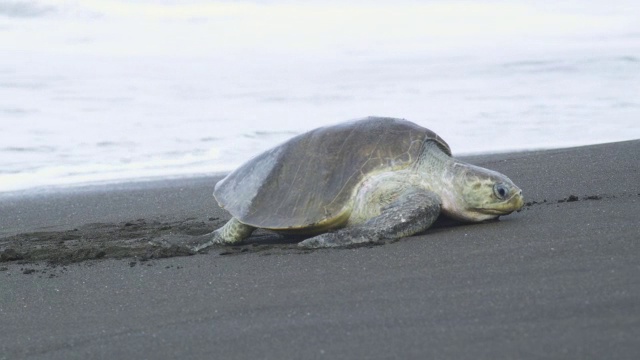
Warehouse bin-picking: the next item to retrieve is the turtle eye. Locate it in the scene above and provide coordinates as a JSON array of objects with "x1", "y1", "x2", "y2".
[{"x1": 493, "y1": 183, "x2": 509, "y2": 199}]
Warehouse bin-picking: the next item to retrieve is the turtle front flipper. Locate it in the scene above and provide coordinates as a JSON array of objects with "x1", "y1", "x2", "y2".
[{"x1": 298, "y1": 189, "x2": 441, "y2": 248}]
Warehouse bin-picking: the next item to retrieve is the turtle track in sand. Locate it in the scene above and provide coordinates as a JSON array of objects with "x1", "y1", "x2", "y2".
[
  {"x1": 0, "y1": 216, "x2": 307, "y2": 267},
  {"x1": 5, "y1": 192, "x2": 635, "y2": 268},
  {"x1": 521, "y1": 192, "x2": 639, "y2": 209},
  {"x1": 0, "y1": 218, "x2": 207, "y2": 265}
]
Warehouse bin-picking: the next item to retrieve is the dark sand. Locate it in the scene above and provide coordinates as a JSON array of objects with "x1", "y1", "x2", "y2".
[{"x1": 1, "y1": 140, "x2": 639, "y2": 359}]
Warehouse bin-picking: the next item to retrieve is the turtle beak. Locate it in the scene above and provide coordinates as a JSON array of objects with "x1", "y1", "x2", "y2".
[
  {"x1": 478, "y1": 188, "x2": 524, "y2": 216},
  {"x1": 511, "y1": 190, "x2": 524, "y2": 211},
  {"x1": 503, "y1": 186, "x2": 524, "y2": 213}
]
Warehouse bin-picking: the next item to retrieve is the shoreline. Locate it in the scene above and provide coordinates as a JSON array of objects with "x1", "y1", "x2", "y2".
[
  {"x1": 0, "y1": 139, "x2": 622, "y2": 199},
  {"x1": 1, "y1": 139, "x2": 639, "y2": 359},
  {"x1": 1, "y1": 139, "x2": 636, "y2": 238}
]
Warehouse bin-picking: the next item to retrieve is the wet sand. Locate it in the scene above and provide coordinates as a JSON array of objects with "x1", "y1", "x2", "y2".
[{"x1": 1, "y1": 140, "x2": 639, "y2": 359}]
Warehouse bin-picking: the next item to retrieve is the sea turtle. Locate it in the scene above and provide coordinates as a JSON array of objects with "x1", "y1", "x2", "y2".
[{"x1": 186, "y1": 117, "x2": 524, "y2": 251}]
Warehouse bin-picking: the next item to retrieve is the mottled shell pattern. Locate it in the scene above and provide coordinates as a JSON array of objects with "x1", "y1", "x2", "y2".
[{"x1": 213, "y1": 117, "x2": 450, "y2": 230}]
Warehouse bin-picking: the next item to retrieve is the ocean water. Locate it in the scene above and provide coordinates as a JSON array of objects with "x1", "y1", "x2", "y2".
[{"x1": 1, "y1": 0, "x2": 639, "y2": 193}]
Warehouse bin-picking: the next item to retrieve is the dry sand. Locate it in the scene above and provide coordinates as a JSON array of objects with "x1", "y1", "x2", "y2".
[{"x1": 1, "y1": 140, "x2": 639, "y2": 359}]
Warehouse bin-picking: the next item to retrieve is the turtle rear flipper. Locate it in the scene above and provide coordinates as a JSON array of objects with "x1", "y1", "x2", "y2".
[
  {"x1": 298, "y1": 189, "x2": 440, "y2": 248},
  {"x1": 189, "y1": 218, "x2": 255, "y2": 252}
]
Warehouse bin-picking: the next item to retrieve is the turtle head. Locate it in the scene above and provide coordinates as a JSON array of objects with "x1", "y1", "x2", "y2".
[{"x1": 442, "y1": 162, "x2": 524, "y2": 222}]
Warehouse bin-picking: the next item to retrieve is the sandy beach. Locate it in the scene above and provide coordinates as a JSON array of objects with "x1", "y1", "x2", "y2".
[{"x1": 1, "y1": 140, "x2": 639, "y2": 359}]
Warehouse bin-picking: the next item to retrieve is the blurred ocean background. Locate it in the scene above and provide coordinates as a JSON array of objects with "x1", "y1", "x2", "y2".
[{"x1": 1, "y1": 0, "x2": 639, "y2": 193}]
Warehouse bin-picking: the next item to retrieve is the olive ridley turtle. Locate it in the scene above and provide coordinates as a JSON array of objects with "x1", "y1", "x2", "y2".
[{"x1": 186, "y1": 117, "x2": 524, "y2": 250}]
